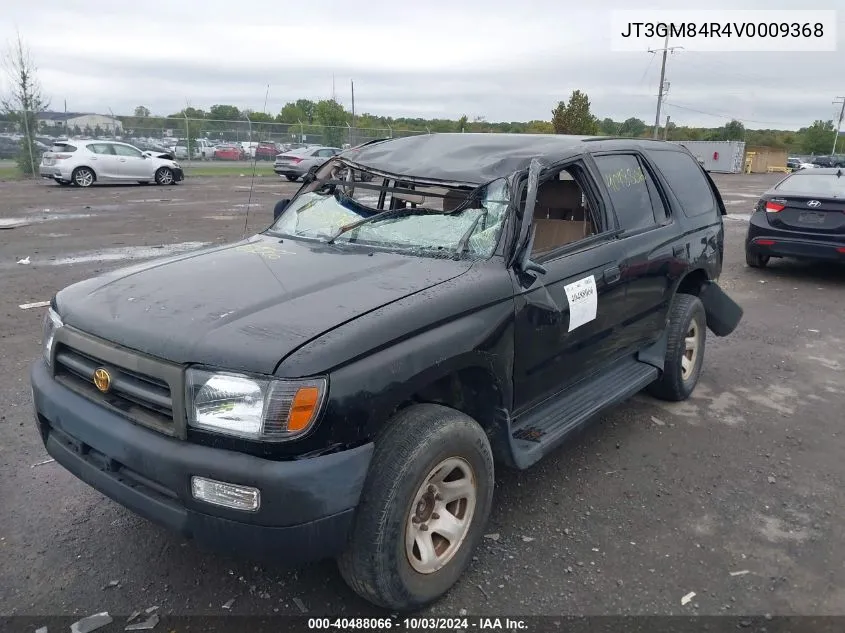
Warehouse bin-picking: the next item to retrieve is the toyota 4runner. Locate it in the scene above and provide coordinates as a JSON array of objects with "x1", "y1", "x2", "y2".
[{"x1": 31, "y1": 133, "x2": 742, "y2": 611}]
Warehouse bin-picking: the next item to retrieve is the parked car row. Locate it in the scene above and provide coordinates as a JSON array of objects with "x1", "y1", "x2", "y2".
[{"x1": 787, "y1": 154, "x2": 845, "y2": 170}]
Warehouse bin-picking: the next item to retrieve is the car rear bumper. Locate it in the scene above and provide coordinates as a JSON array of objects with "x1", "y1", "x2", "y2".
[
  {"x1": 746, "y1": 212, "x2": 845, "y2": 261},
  {"x1": 40, "y1": 165, "x2": 68, "y2": 180},
  {"x1": 30, "y1": 359, "x2": 372, "y2": 563},
  {"x1": 274, "y1": 164, "x2": 307, "y2": 177}
]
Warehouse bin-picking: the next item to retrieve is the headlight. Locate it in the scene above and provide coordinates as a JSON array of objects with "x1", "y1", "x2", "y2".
[
  {"x1": 42, "y1": 307, "x2": 62, "y2": 367},
  {"x1": 186, "y1": 368, "x2": 326, "y2": 441}
]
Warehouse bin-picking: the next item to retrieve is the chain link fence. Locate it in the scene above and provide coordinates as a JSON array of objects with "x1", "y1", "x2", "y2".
[{"x1": 20, "y1": 115, "x2": 429, "y2": 156}]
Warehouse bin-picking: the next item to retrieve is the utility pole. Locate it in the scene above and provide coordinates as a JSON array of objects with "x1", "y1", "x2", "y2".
[
  {"x1": 351, "y1": 80, "x2": 355, "y2": 146},
  {"x1": 832, "y1": 96, "x2": 845, "y2": 155},
  {"x1": 649, "y1": 35, "x2": 681, "y2": 139}
]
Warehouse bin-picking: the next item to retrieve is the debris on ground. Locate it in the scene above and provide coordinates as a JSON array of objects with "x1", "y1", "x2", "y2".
[
  {"x1": 476, "y1": 584, "x2": 490, "y2": 599},
  {"x1": 808, "y1": 329, "x2": 820, "y2": 333},
  {"x1": 730, "y1": 570, "x2": 751, "y2": 577},
  {"x1": 125, "y1": 613, "x2": 159, "y2": 631},
  {"x1": 35, "y1": 627, "x2": 47, "y2": 633},
  {"x1": 221, "y1": 599, "x2": 235, "y2": 610},
  {"x1": 293, "y1": 597, "x2": 308, "y2": 614},
  {"x1": 70, "y1": 612, "x2": 113, "y2": 633},
  {"x1": 103, "y1": 580, "x2": 120, "y2": 589},
  {"x1": 681, "y1": 592, "x2": 696, "y2": 606},
  {"x1": 651, "y1": 416, "x2": 666, "y2": 426},
  {"x1": 17, "y1": 256, "x2": 31, "y2": 265},
  {"x1": 19, "y1": 301, "x2": 51, "y2": 310},
  {"x1": 521, "y1": 536, "x2": 535, "y2": 542},
  {"x1": 484, "y1": 533, "x2": 500, "y2": 541},
  {"x1": 459, "y1": 608, "x2": 468, "y2": 616},
  {"x1": 30, "y1": 458, "x2": 55, "y2": 468},
  {"x1": 768, "y1": 476, "x2": 777, "y2": 484},
  {"x1": 144, "y1": 606, "x2": 159, "y2": 615},
  {"x1": 127, "y1": 611, "x2": 142, "y2": 623}
]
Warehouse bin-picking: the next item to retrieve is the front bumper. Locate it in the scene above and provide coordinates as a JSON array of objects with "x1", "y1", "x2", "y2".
[
  {"x1": 746, "y1": 213, "x2": 845, "y2": 261},
  {"x1": 172, "y1": 167, "x2": 184, "y2": 182},
  {"x1": 30, "y1": 359, "x2": 372, "y2": 563}
]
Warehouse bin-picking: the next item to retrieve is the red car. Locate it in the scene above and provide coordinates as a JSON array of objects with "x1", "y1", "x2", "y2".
[
  {"x1": 254, "y1": 142, "x2": 279, "y2": 161},
  {"x1": 213, "y1": 145, "x2": 243, "y2": 161}
]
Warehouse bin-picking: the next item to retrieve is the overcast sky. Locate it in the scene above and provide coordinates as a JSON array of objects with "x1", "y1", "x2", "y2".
[{"x1": 2, "y1": 0, "x2": 843, "y2": 130}]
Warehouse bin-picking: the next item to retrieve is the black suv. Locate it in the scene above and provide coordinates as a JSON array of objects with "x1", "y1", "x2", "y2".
[{"x1": 31, "y1": 133, "x2": 742, "y2": 611}]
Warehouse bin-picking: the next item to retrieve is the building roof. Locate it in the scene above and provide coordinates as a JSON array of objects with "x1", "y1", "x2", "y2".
[
  {"x1": 340, "y1": 133, "x2": 685, "y2": 184},
  {"x1": 37, "y1": 111, "x2": 119, "y2": 121}
]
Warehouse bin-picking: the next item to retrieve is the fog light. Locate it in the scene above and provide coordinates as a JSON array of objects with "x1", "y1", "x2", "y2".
[{"x1": 191, "y1": 476, "x2": 260, "y2": 511}]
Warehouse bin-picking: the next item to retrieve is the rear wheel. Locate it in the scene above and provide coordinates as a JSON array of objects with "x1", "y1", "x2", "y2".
[
  {"x1": 647, "y1": 293, "x2": 706, "y2": 402},
  {"x1": 745, "y1": 250, "x2": 769, "y2": 268},
  {"x1": 71, "y1": 167, "x2": 95, "y2": 187},
  {"x1": 338, "y1": 403, "x2": 494, "y2": 611},
  {"x1": 285, "y1": 175, "x2": 298, "y2": 182},
  {"x1": 155, "y1": 167, "x2": 174, "y2": 185}
]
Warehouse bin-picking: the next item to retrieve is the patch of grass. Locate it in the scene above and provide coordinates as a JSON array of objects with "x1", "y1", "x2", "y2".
[
  {"x1": 0, "y1": 165, "x2": 22, "y2": 180},
  {"x1": 185, "y1": 164, "x2": 276, "y2": 177}
]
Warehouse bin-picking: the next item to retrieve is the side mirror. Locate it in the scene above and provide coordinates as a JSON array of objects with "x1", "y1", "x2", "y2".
[{"x1": 273, "y1": 198, "x2": 290, "y2": 221}]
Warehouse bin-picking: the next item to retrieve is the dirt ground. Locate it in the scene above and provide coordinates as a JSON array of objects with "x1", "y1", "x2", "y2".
[{"x1": 0, "y1": 173, "x2": 843, "y2": 620}]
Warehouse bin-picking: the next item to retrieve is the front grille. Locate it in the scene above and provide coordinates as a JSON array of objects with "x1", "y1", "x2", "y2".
[{"x1": 51, "y1": 327, "x2": 186, "y2": 438}]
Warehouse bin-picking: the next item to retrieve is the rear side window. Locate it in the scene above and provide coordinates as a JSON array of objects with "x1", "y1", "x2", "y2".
[
  {"x1": 51, "y1": 143, "x2": 77, "y2": 152},
  {"x1": 88, "y1": 143, "x2": 114, "y2": 155},
  {"x1": 645, "y1": 149, "x2": 717, "y2": 217},
  {"x1": 593, "y1": 154, "x2": 661, "y2": 232}
]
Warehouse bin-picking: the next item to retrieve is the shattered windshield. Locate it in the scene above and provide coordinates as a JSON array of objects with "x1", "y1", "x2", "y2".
[{"x1": 268, "y1": 171, "x2": 510, "y2": 258}]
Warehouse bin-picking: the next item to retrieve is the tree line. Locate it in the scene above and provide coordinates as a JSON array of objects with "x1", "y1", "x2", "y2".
[{"x1": 122, "y1": 90, "x2": 841, "y2": 155}]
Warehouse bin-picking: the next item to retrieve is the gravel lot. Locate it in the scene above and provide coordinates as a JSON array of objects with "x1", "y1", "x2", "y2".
[{"x1": 1, "y1": 173, "x2": 843, "y2": 619}]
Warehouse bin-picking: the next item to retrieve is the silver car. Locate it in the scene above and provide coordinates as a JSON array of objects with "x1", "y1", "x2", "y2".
[
  {"x1": 273, "y1": 145, "x2": 341, "y2": 181},
  {"x1": 39, "y1": 140, "x2": 184, "y2": 187}
]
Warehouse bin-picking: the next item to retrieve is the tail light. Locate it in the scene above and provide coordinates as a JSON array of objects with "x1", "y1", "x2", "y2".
[
  {"x1": 765, "y1": 199, "x2": 786, "y2": 212},
  {"x1": 54, "y1": 154, "x2": 72, "y2": 160},
  {"x1": 756, "y1": 239, "x2": 776, "y2": 246}
]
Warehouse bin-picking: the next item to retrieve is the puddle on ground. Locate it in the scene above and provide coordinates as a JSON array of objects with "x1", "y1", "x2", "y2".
[{"x1": 47, "y1": 241, "x2": 209, "y2": 265}]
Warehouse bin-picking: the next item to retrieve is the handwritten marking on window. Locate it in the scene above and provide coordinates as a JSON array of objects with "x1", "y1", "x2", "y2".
[{"x1": 602, "y1": 166, "x2": 646, "y2": 192}]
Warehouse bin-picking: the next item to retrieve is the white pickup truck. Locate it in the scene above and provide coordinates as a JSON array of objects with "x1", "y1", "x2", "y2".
[{"x1": 174, "y1": 139, "x2": 215, "y2": 160}]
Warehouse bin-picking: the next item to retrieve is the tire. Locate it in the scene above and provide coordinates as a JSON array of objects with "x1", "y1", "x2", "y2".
[
  {"x1": 285, "y1": 175, "x2": 298, "y2": 182},
  {"x1": 338, "y1": 403, "x2": 494, "y2": 611},
  {"x1": 155, "y1": 167, "x2": 174, "y2": 185},
  {"x1": 745, "y1": 250, "x2": 769, "y2": 268},
  {"x1": 56, "y1": 180, "x2": 71, "y2": 186},
  {"x1": 71, "y1": 167, "x2": 95, "y2": 188},
  {"x1": 647, "y1": 293, "x2": 707, "y2": 402}
]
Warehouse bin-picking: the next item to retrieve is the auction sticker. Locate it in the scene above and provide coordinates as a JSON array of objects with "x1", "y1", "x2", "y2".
[{"x1": 564, "y1": 275, "x2": 598, "y2": 332}]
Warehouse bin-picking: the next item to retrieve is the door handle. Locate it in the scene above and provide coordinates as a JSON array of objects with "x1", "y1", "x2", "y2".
[{"x1": 603, "y1": 266, "x2": 621, "y2": 283}]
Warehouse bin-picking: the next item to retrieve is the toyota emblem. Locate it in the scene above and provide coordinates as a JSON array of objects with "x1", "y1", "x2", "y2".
[{"x1": 807, "y1": 200, "x2": 821, "y2": 207}]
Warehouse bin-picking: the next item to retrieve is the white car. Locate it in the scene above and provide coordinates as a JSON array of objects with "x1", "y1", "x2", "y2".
[{"x1": 39, "y1": 140, "x2": 183, "y2": 187}]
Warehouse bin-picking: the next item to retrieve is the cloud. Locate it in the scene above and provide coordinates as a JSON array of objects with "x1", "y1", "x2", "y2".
[{"x1": 2, "y1": 0, "x2": 843, "y2": 130}]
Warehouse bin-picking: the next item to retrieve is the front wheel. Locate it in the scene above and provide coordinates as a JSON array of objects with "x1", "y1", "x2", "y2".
[
  {"x1": 338, "y1": 404, "x2": 494, "y2": 611},
  {"x1": 155, "y1": 167, "x2": 174, "y2": 185},
  {"x1": 647, "y1": 293, "x2": 706, "y2": 402},
  {"x1": 285, "y1": 175, "x2": 298, "y2": 182}
]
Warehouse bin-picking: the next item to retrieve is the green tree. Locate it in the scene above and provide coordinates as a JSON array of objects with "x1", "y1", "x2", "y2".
[
  {"x1": 209, "y1": 104, "x2": 241, "y2": 120},
  {"x1": 721, "y1": 119, "x2": 745, "y2": 141},
  {"x1": 93, "y1": 124, "x2": 103, "y2": 137},
  {"x1": 315, "y1": 99, "x2": 348, "y2": 147},
  {"x1": 800, "y1": 120, "x2": 835, "y2": 154},
  {"x1": 457, "y1": 114, "x2": 468, "y2": 132},
  {"x1": 618, "y1": 117, "x2": 647, "y2": 137},
  {"x1": 1, "y1": 33, "x2": 49, "y2": 175},
  {"x1": 551, "y1": 90, "x2": 599, "y2": 135},
  {"x1": 526, "y1": 120, "x2": 554, "y2": 134},
  {"x1": 134, "y1": 105, "x2": 150, "y2": 118}
]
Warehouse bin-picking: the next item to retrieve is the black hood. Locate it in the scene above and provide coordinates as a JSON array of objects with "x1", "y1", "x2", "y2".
[{"x1": 56, "y1": 235, "x2": 473, "y2": 375}]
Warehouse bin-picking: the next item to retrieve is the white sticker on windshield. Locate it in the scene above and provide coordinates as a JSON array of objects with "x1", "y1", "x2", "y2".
[{"x1": 564, "y1": 275, "x2": 598, "y2": 332}]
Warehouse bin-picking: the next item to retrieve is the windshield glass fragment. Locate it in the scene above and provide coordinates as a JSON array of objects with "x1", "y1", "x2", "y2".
[{"x1": 269, "y1": 162, "x2": 510, "y2": 258}]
